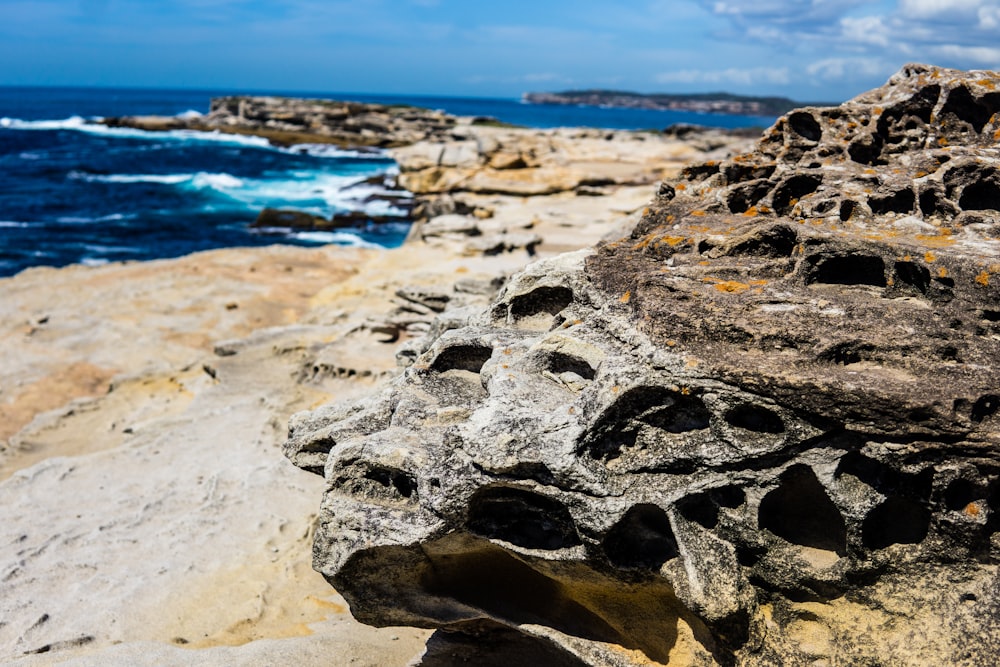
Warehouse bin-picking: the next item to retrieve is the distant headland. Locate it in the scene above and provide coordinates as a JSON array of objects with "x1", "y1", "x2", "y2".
[{"x1": 523, "y1": 89, "x2": 820, "y2": 117}]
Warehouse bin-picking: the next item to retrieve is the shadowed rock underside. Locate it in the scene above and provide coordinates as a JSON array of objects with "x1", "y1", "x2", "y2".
[{"x1": 286, "y1": 64, "x2": 1000, "y2": 665}]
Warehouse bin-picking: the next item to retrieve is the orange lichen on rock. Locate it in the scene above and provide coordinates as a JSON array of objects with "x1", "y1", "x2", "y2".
[
  {"x1": 975, "y1": 271, "x2": 990, "y2": 287},
  {"x1": 620, "y1": 290, "x2": 632, "y2": 303},
  {"x1": 710, "y1": 280, "x2": 751, "y2": 294}
]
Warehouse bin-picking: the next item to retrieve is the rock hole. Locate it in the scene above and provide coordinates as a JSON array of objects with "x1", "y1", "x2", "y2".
[
  {"x1": 466, "y1": 487, "x2": 581, "y2": 550},
  {"x1": 869, "y1": 188, "x2": 915, "y2": 215},
  {"x1": 958, "y1": 177, "x2": 1000, "y2": 211},
  {"x1": 423, "y1": 541, "x2": 635, "y2": 653},
  {"x1": 971, "y1": 395, "x2": 1000, "y2": 423},
  {"x1": 772, "y1": 175, "x2": 822, "y2": 216},
  {"x1": 893, "y1": 261, "x2": 931, "y2": 294},
  {"x1": 918, "y1": 188, "x2": 951, "y2": 217},
  {"x1": 544, "y1": 351, "x2": 596, "y2": 381},
  {"x1": 677, "y1": 486, "x2": 745, "y2": 530},
  {"x1": 509, "y1": 286, "x2": 574, "y2": 321},
  {"x1": 724, "y1": 404, "x2": 784, "y2": 433},
  {"x1": 939, "y1": 85, "x2": 999, "y2": 133},
  {"x1": 944, "y1": 478, "x2": 981, "y2": 512},
  {"x1": 981, "y1": 310, "x2": 1000, "y2": 322},
  {"x1": 726, "y1": 180, "x2": 773, "y2": 213},
  {"x1": 726, "y1": 224, "x2": 798, "y2": 257},
  {"x1": 839, "y1": 199, "x2": 858, "y2": 221},
  {"x1": 603, "y1": 504, "x2": 678, "y2": 569},
  {"x1": 805, "y1": 254, "x2": 886, "y2": 287},
  {"x1": 848, "y1": 138, "x2": 884, "y2": 166},
  {"x1": 861, "y1": 497, "x2": 931, "y2": 549},
  {"x1": 758, "y1": 465, "x2": 847, "y2": 553},
  {"x1": 430, "y1": 345, "x2": 493, "y2": 374},
  {"x1": 787, "y1": 112, "x2": 822, "y2": 142},
  {"x1": 365, "y1": 467, "x2": 418, "y2": 499},
  {"x1": 581, "y1": 386, "x2": 712, "y2": 462},
  {"x1": 333, "y1": 463, "x2": 419, "y2": 504}
]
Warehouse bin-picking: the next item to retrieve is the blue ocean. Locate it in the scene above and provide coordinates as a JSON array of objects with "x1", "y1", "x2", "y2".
[{"x1": 0, "y1": 86, "x2": 776, "y2": 278}]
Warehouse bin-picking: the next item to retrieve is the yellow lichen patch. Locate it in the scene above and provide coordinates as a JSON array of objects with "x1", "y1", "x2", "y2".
[
  {"x1": 902, "y1": 254, "x2": 912, "y2": 262},
  {"x1": 915, "y1": 171, "x2": 928, "y2": 178},
  {"x1": 680, "y1": 384, "x2": 693, "y2": 392},
  {"x1": 620, "y1": 290, "x2": 632, "y2": 303},
  {"x1": 976, "y1": 78, "x2": 997, "y2": 90},
  {"x1": 666, "y1": 340, "x2": 677, "y2": 347},
  {"x1": 676, "y1": 183, "x2": 686, "y2": 191},
  {"x1": 917, "y1": 231, "x2": 956, "y2": 248},
  {"x1": 633, "y1": 234, "x2": 658, "y2": 250},
  {"x1": 713, "y1": 280, "x2": 751, "y2": 294},
  {"x1": 642, "y1": 207, "x2": 650, "y2": 216},
  {"x1": 994, "y1": 128, "x2": 1000, "y2": 142},
  {"x1": 991, "y1": 263, "x2": 1000, "y2": 273},
  {"x1": 975, "y1": 271, "x2": 990, "y2": 287},
  {"x1": 698, "y1": 260, "x2": 711, "y2": 266},
  {"x1": 863, "y1": 168, "x2": 876, "y2": 175},
  {"x1": 925, "y1": 251, "x2": 937, "y2": 263},
  {"x1": 568, "y1": 406, "x2": 576, "y2": 415},
  {"x1": 749, "y1": 279, "x2": 769, "y2": 286},
  {"x1": 743, "y1": 206, "x2": 759, "y2": 217},
  {"x1": 966, "y1": 502, "x2": 981, "y2": 517},
  {"x1": 938, "y1": 137, "x2": 950, "y2": 146},
  {"x1": 938, "y1": 266, "x2": 948, "y2": 278},
  {"x1": 690, "y1": 210, "x2": 706, "y2": 217}
]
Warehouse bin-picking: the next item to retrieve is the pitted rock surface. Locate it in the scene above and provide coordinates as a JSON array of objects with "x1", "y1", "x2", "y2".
[{"x1": 286, "y1": 64, "x2": 1000, "y2": 666}]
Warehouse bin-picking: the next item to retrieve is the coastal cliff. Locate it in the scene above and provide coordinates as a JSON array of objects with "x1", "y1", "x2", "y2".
[{"x1": 286, "y1": 64, "x2": 1000, "y2": 665}]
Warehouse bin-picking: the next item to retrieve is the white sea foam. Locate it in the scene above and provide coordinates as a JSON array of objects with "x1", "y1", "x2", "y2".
[
  {"x1": 70, "y1": 172, "x2": 192, "y2": 185},
  {"x1": 285, "y1": 143, "x2": 387, "y2": 159},
  {"x1": 55, "y1": 213, "x2": 136, "y2": 224},
  {"x1": 0, "y1": 220, "x2": 32, "y2": 228},
  {"x1": 176, "y1": 109, "x2": 203, "y2": 120},
  {"x1": 1, "y1": 116, "x2": 274, "y2": 149},
  {"x1": 81, "y1": 257, "x2": 111, "y2": 267},
  {"x1": 289, "y1": 231, "x2": 383, "y2": 248}
]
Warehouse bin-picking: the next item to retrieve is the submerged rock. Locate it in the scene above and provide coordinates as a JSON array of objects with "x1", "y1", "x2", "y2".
[{"x1": 285, "y1": 64, "x2": 1000, "y2": 665}]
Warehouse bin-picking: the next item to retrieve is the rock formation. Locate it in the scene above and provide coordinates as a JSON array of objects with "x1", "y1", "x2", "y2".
[
  {"x1": 285, "y1": 64, "x2": 1000, "y2": 665},
  {"x1": 105, "y1": 96, "x2": 458, "y2": 148}
]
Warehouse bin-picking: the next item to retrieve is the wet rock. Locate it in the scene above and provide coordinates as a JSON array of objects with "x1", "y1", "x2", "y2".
[
  {"x1": 286, "y1": 64, "x2": 1000, "y2": 665},
  {"x1": 252, "y1": 208, "x2": 327, "y2": 230}
]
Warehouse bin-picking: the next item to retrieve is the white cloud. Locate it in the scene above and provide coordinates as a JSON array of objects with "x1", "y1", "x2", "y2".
[
  {"x1": 898, "y1": 0, "x2": 983, "y2": 17},
  {"x1": 806, "y1": 57, "x2": 895, "y2": 81},
  {"x1": 931, "y1": 44, "x2": 1000, "y2": 65},
  {"x1": 656, "y1": 66, "x2": 791, "y2": 86}
]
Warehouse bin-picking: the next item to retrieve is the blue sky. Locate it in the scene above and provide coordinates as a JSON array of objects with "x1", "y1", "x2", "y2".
[{"x1": 1, "y1": 0, "x2": 999, "y2": 102}]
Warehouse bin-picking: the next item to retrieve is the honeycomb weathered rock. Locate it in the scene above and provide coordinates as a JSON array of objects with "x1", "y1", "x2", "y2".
[{"x1": 286, "y1": 64, "x2": 1000, "y2": 665}]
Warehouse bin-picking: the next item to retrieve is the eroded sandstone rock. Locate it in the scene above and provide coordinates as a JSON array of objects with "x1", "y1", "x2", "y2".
[{"x1": 285, "y1": 64, "x2": 1000, "y2": 665}]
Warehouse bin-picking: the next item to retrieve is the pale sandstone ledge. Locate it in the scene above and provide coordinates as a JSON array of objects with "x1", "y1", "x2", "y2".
[{"x1": 0, "y1": 118, "x2": 751, "y2": 664}]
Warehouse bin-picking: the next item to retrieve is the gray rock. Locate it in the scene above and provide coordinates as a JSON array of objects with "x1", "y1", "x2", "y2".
[{"x1": 286, "y1": 64, "x2": 1000, "y2": 665}]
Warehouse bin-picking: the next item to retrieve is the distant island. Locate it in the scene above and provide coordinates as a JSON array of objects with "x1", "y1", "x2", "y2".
[{"x1": 523, "y1": 89, "x2": 808, "y2": 117}]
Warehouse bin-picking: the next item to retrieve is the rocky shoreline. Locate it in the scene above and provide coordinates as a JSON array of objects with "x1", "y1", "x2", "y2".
[
  {"x1": 2, "y1": 98, "x2": 753, "y2": 664},
  {"x1": 8, "y1": 65, "x2": 998, "y2": 665}
]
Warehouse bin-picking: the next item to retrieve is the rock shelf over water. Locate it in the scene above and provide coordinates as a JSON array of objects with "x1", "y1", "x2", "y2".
[{"x1": 286, "y1": 64, "x2": 1000, "y2": 665}]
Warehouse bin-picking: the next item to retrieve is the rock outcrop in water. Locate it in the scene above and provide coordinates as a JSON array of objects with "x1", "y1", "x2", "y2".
[{"x1": 285, "y1": 64, "x2": 1000, "y2": 665}]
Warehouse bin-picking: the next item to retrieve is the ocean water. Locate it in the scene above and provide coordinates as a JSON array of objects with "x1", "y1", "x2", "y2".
[{"x1": 0, "y1": 86, "x2": 777, "y2": 278}]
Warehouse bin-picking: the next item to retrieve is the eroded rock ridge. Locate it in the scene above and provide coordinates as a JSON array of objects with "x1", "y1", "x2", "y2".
[{"x1": 285, "y1": 64, "x2": 1000, "y2": 665}]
